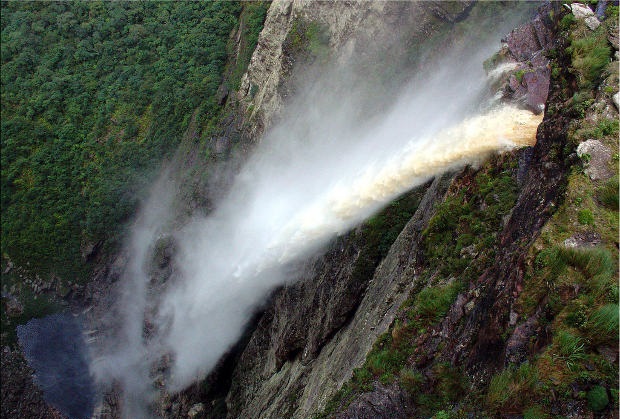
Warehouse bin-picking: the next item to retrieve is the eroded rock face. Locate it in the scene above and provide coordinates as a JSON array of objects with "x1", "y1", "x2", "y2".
[
  {"x1": 237, "y1": 0, "x2": 474, "y2": 141},
  {"x1": 226, "y1": 176, "x2": 451, "y2": 418},
  {"x1": 496, "y1": 3, "x2": 557, "y2": 113},
  {"x1": 335, "y1": 383, "x2": 411, "y2": 419}
]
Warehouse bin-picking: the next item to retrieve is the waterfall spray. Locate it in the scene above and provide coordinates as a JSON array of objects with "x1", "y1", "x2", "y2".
[{"x1": 91, "y1": 25, "x2": 544, "y2": 419}]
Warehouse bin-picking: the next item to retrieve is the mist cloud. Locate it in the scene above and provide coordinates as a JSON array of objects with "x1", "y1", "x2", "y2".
[{"x1": 91, "y1": 16, "x2": 542, "y2": 418}]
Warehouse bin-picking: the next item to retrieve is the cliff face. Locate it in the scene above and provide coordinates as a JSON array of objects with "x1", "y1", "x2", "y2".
[{"x1": 221, "y1": 2, "x2": 619, "y2": 419}]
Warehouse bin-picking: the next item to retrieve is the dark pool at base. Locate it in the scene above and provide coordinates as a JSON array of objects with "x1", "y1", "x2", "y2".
[{"x1": 17, "y1": 312, "x2": 96, "y2": 419}]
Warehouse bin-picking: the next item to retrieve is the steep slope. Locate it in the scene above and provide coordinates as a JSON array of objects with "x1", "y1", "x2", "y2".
[{"x1": 222, "y1": 2, "x2": 619, "y2": 419}]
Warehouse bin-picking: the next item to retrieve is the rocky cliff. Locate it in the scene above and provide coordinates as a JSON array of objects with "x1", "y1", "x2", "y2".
[
  {"x1": 2, "y1": 1, "x2": 617, "y2": 418},
  {"x1": 220, "y1": 2, "x2": 619, "y2": 418}
]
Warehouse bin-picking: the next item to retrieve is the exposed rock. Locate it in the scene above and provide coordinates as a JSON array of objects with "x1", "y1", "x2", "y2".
[
  {"x1": 595, "y1": 0, "x2": 608, "y2": 19},
  {"x1": 505, "y1": 314, "x2": 540, "y2": 364},
  {"x1": 226, "y1": 176, "x2": 451, "y2": 418},
  {"x1": 217, "y1": 83, "x2": 229, "y2": 106},
  {"x1": 335, "y1": 383, "x2": 410, "y2": 419},
  {"x1": 597, "y1": 345, "x2": 619, "y2": 364},
  {"x1": 576, "y1": 139, "x2": 614, "y2": 180},
  {"x1": 569, "y1": 3, "x2": 595, "y2": 20},
  {"x1": 0, "y1": 347, "x2": 66, "y2": 419},
  {"x1": 613, "y1": 92, "x2": 619, "y2": 110},
  {"x1": 563, "y1": 231, "x2": 602, "y2": 248},
  {"x1": 585, "y1": 16, "x2": 601, "y2": 31},
  {"x1": 427, "y1": 1, "x2": 474, "y2": 23},
  {"x1": 498, "y1": 4, "x2": 556, "y2": 113},
  {"x1": 187, "y1": 402, "x2": 205, "y2": 418},
  {"x1": 608, "y1": 29, "x2": 619, "y2": 51}
]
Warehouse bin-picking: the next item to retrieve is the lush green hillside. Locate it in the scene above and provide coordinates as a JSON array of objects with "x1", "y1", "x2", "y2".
[{"x1": 1, "y1": 2, "x2": 253, "y2": 280}]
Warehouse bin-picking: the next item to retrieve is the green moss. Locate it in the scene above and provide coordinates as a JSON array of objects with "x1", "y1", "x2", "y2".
[
  {"x1": 227, "y1": 2, "x2": 270, "y2": 90},
  {"x1": 284, "y1": 18, "x2": 330, "y2": 63},
  {"x1": 351, "y1": 190, "x2": 423, "y2": 283},
  {"x1": 422, "y1": 157, "x2": 519, "y2": 280},
  {"x1": 587, "y1": 385, "x2": 609, "y2": 411}
]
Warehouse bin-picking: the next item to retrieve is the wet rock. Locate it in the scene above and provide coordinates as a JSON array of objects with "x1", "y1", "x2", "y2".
[
  {"x1": 498, "y1": 7, "x2": 554, "y2": 113},
  {"x1": 4, "y1": 294, "x2": 23, "y2": 317},
  {"x1": 1, "y1": 347, "x2": 65, "y2": 419},
  {"x1": 576, "y1": 139, "x2": 614, "y2": 180}
]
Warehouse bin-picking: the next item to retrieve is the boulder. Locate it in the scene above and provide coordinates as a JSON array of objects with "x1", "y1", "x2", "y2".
[
  {"x1": 563, "y1": 231, "x2": 602, "y2": 248},
  {"x1": 576, "y1": 139, "x2": 614, "y2": 180},
  {"x1": 187, "y1": 403, "x2": 205, "y2": 418},
  {"x1": 569, "y1": 3, "x2": 595, "y2": 19},
  {"x1": 584, "y1": 16, "x2": 601, "y2": 31}
]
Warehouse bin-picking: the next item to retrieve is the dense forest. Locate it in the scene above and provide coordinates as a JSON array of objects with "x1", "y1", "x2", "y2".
[{"x1": 1, "y1": 1, "x2": 268, "y2": 281}]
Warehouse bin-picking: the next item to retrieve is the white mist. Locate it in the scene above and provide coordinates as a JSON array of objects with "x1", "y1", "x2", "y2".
[{"x1": 92, "y1": 24, "x2": 542, "y2": 419}]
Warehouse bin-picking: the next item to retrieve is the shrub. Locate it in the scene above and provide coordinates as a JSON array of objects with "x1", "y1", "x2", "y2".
[
  {"x1": 587, "y1": 385, "x2": 609, "y2": 411},
  {"x1": 433, "y1": 362, "x2": 468, "y2": 403}
]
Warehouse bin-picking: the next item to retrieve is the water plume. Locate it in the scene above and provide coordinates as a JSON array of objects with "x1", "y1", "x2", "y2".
[{"x1": 92, "y1": 18, "x2": 544, "y2": 418}]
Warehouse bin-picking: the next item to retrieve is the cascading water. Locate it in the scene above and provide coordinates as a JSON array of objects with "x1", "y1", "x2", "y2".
[{"x1": 87, "y1": 51, "x2": 544, "y2": 418}]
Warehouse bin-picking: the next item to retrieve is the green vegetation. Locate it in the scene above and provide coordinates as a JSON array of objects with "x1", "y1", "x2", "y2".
[
  {"x1": 422, "y1": 156, "x2": 519, "y2": 280},
  {"x1": 351, "y1": 190, "x2": 424, "y2": 283},
  {"x1": 283, "y1": 18, "x2": 330, "y2": 63},
  {"x1": 406, "y1": 281, "x2": 462, "y2": 328},
  {"x1": 0, "y1": 283, "x2": 61, "y2": 346},
  {"x1": 568, "y1": 31, "x2": 611, "y2": 89},
  {"x1": 553, "y1": 330, "x2": 585, "y2": 370},
  {"x1": 587, "y1": 385, "x2": 609, "y2": 411},
  {"x1": 226, "y1": 2, "x2": 270, "y2": 90},
  {"x1": 1, "y1": 2, "x2": 244, "y2": 280},
  {"x1": 317, "y1": 6, "x2": 619, "y2": 418},
  {"x1": 486, "y1": 362, "x2": 538, "y2": 414},
  {"x1": 319, "y1": 155, "x2": 522, "y2": 417}
]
